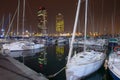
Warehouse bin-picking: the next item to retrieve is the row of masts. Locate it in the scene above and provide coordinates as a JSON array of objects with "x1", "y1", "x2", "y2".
[
  {"x1": 0, "y1": 0, "x2": 119, "y2": 37},
  {"x1": 0, "y1": 0, "x2": 25, "y2": 37}
]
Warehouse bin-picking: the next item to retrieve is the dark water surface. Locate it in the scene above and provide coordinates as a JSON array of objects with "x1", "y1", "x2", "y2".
[{"x1": 13, "y1": 44, "x2": 114, "y2": 80}]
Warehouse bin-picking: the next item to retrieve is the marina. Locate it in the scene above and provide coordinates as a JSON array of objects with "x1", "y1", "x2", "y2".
[
  {"x1": 0, "y1": 0, "x2": 120, "y2": 80},
  {"x1": 0, "y1": 42, "x2": 116, "y2": 80}
]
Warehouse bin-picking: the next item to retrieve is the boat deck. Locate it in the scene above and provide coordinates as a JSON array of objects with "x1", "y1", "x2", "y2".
[
  {"x1": 0, "y1": 54, "x2": 48, "y2": 80},
  {"x1": 114, "y1": 62, "x2": 120, "y2": 70}
]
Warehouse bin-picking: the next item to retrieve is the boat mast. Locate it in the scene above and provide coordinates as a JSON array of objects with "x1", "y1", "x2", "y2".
[
  {"x1": 84, "y1": 0, "x2": 88, "y2": 52},
  {"x1": 112, "y1": 0, "x2": 116, "y2": 36},
  {"x1": 5, "y1": 9, "x2": 18, "y2": 38},
  {"x1": 17, "y1": 0, "x2": 20, "y2": 35},
  {"x1": 1, "y1": 15, "x2": 5, "y2": 37},
  {"x1": 67, "y1": 0, "x2": 81, "y2": 64},
  {"x1": 22, "y1": 0, "x2": 25, "y2": 35}
]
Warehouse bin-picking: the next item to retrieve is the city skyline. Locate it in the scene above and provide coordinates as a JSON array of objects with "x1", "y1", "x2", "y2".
[{"x1": 0, "y1": 0, "x2": 120, "y2": 34}]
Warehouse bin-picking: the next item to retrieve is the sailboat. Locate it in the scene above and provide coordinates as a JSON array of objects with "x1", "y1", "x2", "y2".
[
  {"x1": 66, "y1": 0, "x2": 106, "y2": 80},
  {"x1": 107, "y1": 46, "x2": 120, "y2": 80},
  {"x1": 107, "y1": 0, "x2": 120, "y2": 79},
  {"x1": 2, "y1": 0, "x2": 45, "y2": 52}
]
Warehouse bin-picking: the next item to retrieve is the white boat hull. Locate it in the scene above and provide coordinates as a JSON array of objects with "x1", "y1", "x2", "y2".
[
  {"x1": 2, "y1": 41, "x2": 45, "y2": 52},
  {"x1": 66, "y1": 58, "x2": 104, "y2": 80},
  {"x1": 66, "y1": 51, "x2": 106, "y2": 80},
  {"x1": 108, "y1": 52, "x2": 120, "y2": 80}
]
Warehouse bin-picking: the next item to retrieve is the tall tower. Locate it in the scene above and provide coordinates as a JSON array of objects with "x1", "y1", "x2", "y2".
[
  {"x1": 56, "y1": 13, "x2": 64, "y2": 34},
  {"x1": 37, "y1": 6, "x2": 47, "y2": 35}
]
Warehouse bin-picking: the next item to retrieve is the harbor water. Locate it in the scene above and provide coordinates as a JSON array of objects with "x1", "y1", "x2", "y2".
[{"x1": 10, "y1": 44, "x2": 114, "y2": 80}]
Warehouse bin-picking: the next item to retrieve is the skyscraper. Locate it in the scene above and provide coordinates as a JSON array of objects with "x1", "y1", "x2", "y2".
[
  {"x1": 56, "y1": 13, "x2": 64, "y2": 34},
  {"x1": 37, "y1": 6, "x2": 47, "y2": 35}
]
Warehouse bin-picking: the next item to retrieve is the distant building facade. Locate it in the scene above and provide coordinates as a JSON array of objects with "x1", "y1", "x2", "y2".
[
  {"x1": 56, "y1": 13, "x2": 64, "y2": 33},
  {"x1": 37, "y1": 6, "x2": 47, "y2": 35}
]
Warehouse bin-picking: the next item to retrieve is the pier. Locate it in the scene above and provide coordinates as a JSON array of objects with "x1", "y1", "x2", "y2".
[{"x1": 0, "y1": 54, "x2": 48, "y2": 80}]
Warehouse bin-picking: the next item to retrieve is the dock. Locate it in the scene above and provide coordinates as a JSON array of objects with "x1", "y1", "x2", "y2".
[{"x1": 0, "y1": 54, "x2": 48, "y2": 80}]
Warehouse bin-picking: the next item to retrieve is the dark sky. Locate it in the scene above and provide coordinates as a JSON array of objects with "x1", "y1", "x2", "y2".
[{"x1": 0, "y1": 0, "x2": 120, "y2": 34}]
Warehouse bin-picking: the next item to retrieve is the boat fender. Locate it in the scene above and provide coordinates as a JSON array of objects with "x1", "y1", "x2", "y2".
[{"x1": 104, "y1": 59, "x2": 108, "y2": 70}]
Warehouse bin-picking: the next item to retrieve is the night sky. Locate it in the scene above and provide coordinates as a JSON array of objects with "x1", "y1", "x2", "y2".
[{"x1": 0, "y1": 0, "x2": 120, "y2": 34}]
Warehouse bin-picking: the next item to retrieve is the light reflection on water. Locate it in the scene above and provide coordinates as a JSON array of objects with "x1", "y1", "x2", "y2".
[{"x1": 9, "y1": 44, "x2": 113, "y2": 80}]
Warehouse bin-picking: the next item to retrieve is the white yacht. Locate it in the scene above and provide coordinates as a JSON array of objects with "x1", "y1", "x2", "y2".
[
  {"x1": 108, "y1": 46, "x2": 120, "y2": 80},
  {"x1": 66, "y1": 0, "x2": 106, "y2": 80},
  {"x1": 66, "y1": 50, "x2": 106, "y2": 80},
  {"x1": 2, "y1": 40, "x2": 45, "y2": 52}
]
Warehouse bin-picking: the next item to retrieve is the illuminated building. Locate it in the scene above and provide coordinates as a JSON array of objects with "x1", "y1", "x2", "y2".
[
  {"x1": 37, "y1": 6, "x2": 47, "y2": 35},
  {"x1": 56, "y1": 13, "x2": 64, "y2": 34}
]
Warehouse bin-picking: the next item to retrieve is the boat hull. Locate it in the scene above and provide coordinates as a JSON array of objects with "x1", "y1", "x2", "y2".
[
  {"x1": 108, "y1": 51, "x2": 120, "y2": 80},
  {"x1": 66, "y1": 58, "x2": 104, "y2": 80},
  {"x1": 109, "y1": 68, "x2": 120, "y2": 80},
  {"x1": 2, "y1": 41, "x2": 45, "y2": 52}
]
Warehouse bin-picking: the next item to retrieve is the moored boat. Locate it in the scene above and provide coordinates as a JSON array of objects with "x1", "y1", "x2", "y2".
[
  {"x1": 2, "y1": 40, "x2": 45, "y2": 52},
  {"x1": 108, "y1": 46, "x2": 120, "y2": 80},
  {"x1": 66, "y1": 0, "x2": 106, "y2": 80}
]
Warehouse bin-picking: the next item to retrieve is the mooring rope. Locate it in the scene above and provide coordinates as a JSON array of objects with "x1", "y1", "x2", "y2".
[{"x1": 47, "y1": 66, "x2": 66, "y2": 78}]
